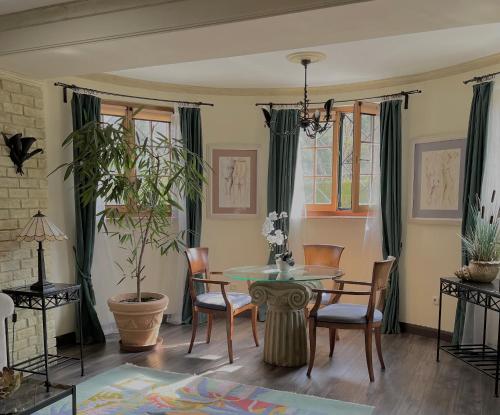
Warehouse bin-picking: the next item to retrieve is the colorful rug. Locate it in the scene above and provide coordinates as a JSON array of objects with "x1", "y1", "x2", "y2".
[{"x1": 36, "y1": 364, "x2": 373, "y2": 414}]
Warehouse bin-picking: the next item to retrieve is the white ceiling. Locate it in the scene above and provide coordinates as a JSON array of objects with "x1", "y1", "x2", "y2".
[
  {"x1": 111, "y1": 23, "x2": 500, "y2": 88},
  {"x1": 0, "y1": 0, "x2": 70, "y2": 15}
]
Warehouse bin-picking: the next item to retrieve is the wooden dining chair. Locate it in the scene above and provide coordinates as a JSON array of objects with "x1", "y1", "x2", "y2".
[
  {"x1": 303, "y1": 244, "x2": 345, "y2": 317},
  {"x1": 307, "y1": 256, "x2": 395, "y2": 382},
  {"x1": 185, "y1": 247, "x2": 259, "y2": 364}
]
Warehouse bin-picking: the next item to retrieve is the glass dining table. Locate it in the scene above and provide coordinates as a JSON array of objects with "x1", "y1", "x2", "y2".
[{"x1": 224, "y1": 265, "x2": 344, "y2": 367}]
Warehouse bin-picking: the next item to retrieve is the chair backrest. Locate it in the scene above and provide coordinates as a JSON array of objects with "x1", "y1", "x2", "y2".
[
  {"x1": 303, "y1": 244, "x2": 345, "y2": 268},
  {"x1": 185, "y1": 247, "x2": 209, "y2": 301},
  {"x1": 367, "y1": 256, "x2": 396, "y2": 322}
]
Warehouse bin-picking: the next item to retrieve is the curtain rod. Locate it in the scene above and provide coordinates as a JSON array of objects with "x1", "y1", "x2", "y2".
[
  {"x1": 463, "y1": 71, "x2": 500, "y2": 85},
  {"x1": 54, "y1": 82, "x2": 215, "y2": 107},
  {"x1": 255, "y1": 89, "x2": 422, "y2": 110}
]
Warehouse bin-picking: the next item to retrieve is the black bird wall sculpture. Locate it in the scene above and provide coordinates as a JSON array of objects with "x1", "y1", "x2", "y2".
[{"x1": 2, "y1": 133, "x2": 43, "y2": 175}]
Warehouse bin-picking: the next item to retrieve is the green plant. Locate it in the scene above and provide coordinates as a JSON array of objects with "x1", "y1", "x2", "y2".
[
  {"x1": 53, "y1": 117, "x2": 206, "y2": 302},
  {"x1": 461, "y1": 192, "x2": 500, "y2": 262}
]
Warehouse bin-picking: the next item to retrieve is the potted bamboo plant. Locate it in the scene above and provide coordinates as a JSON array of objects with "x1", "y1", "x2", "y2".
[
  {"x1": 55, "y1": 117, "x2": 205, "y2": 350},
  {"x1": 456, "y1": 191, "x2": 500, "y2": 283}
]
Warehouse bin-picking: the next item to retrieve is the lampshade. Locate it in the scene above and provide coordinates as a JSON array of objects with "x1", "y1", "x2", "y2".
[{"x1": 17, "y1": 211, "x2": 67, "y2": 242}]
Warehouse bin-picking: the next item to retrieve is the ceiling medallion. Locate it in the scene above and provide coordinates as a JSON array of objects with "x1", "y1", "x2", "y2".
[{"x1": 262, "y1": 51, "x2": 334, "y2": 139}]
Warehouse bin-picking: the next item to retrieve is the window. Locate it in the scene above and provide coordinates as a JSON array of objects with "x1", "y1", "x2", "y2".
[
  {"x1": 100, "y1": 102, "x2": 173, "y2": 210},
  {"x1": 301, "y1": 102, "x2": 379, "y2": 216}
]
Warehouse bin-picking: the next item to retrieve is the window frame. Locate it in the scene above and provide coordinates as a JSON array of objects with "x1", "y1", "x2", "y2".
[
  {"x1": 100, "y1": 101, "x2": 173, "y2": 212},
  {"x1": 305, "y1": 101, "x2": 379, "y2": 217}
]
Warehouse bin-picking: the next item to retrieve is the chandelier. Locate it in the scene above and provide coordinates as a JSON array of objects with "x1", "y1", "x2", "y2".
[{"x1": 261, "y1": 52, "x2": 334, "y2": 140}]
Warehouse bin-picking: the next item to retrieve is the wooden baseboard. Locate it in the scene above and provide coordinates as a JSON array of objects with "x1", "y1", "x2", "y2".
[{"x1": 400, "y1": 322, "x2": 452, "y2": 342}]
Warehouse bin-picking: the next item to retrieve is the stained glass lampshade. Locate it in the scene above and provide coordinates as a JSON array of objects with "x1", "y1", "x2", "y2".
[{"x1": 17, "y1": 211, "x2": 67, "y2": 291}]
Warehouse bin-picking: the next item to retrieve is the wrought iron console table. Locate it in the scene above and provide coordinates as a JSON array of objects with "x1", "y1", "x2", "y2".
[
  {"x1": 437, "y1": 277, "x2": 500, "y2": 397},
  {"x1": 2, "y1": 283, "x2": 84, "y2": 392}
]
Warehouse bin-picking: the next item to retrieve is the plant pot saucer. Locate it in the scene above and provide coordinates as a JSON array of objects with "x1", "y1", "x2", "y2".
[{"x1": 119, "y1": 337, "x2": 163, "y2": 353}]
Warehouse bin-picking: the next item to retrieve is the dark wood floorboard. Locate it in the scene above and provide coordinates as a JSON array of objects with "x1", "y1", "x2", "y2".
[{"x1": 49, "y1": 318, "x2": 499, "y2": 415}]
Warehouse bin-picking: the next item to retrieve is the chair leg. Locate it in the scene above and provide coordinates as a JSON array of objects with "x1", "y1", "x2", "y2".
[
  {"x1": 206, "y1": 314, "x2": 213, "y2": 344},
  {"x1": 226, "y1": 312, "x2": 234, "y2": 364},
  {"x1": 329, "y1": 328, "x2": 336, "y2": 357},
  {"x1": 375, "y1": 326, "x2": 385, "y2": 370},
  {"x1": 307, "y1": 319, "x2": 317, "y2": 377},
  {"x1": 251, "y1": 306, "x2": 259, "y2": 347},
  {"x1": 364, "y1": 327, "x2": 375, "y2": 382},
  {"x1": 188, "y1": 310, "x2": 198, "y2": 354},
  {"x1": 336, "y1": 330, "x2": 340, "y2": 341}
]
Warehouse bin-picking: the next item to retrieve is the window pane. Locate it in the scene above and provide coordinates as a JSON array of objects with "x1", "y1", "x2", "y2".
[
  {"x1": 300, "y1": 130, "x2": 314, "y2": 148},
  {"x1": 359, "y1": 175, "x2": 372, "y2": 205},
  {"x1": 316, "y1": 148, "x2": 332, "y2": 176},
  {"x1": 360, "y1": 142, "x2": 373, "y2": 175},
  {"x1": 134, "y1": 119, "x2": 150, "y2": 146},
  {"x1": 338, "y1": 113, "x2": 353, "y2": 210},
  {"x1": 316, "y1": 123, "x2": 333, "y2": 147},
  {"x1": 315, "y1": 178, "x2": 332, "y2": 204},
  {"x1": 301, "y1": 148, "x2": 314, "y2": 176},
  {"x1": 359, "y1": 113, "x2": 380, "y2": 206},
  {"x1": 304, "y1": 177, "x2": 314, "y2": 204},
  {"x1": 101, "y1": 114, "x2": 121, "y2": 125},
  {"x1": 339, "y1": 168, "x2": 352, "y2": 209}
]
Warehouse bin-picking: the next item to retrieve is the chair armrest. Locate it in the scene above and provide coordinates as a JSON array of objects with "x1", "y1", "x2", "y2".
[
  {"x1": 192, "y1": 278, "x2": 230, "y2": 286},
  {"x1": 192, "y1": 278, "x2": 232, "y2": 309},
  {"x1": 337, "y1": 280, "x2": 372, "y2": 286},
  {"x1": 309, "y1": 288, "x2": 371, "y2": 317},
  {"x1": 210, "y1": 271, "x2": 224, "y2": 276}
]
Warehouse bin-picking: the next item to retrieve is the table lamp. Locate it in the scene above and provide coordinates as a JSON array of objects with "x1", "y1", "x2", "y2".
[{"x1": 17, "y1": 210, "x2": 67, "y2": 291}]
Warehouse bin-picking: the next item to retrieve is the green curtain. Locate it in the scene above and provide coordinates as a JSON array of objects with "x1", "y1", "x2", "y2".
[
  {"x1": 71, "y1": 93, "x2": 105, "y2": 344},
  {"x1": 379, "y1": 100, "x2": 402, "y2": 334},
  {"x1": 180, "y1": 107, "x2": 205, "y2": 325},
  {"x1": 267, "y1": 109, "x2": 300, "y2": 262},
  {"x1": 452, "y1": 81, "x2": 492, "y2": 344},
  {"x1": 261, "y1": 109, "x2": 300, "y2": 320}
]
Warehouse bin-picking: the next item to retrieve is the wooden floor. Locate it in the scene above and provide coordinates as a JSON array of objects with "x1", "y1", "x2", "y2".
[{"x1": 51, "y1": 318, "x2": 499, "y2": 415}]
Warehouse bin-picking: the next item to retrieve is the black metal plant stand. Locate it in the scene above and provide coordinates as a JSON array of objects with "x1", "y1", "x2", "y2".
[
  {"x1": 437, "y1": 277, "x2": 500, "y2": 397},
  {"x1": 2, "y1": 283, "x2": 84, "y2": 392}
]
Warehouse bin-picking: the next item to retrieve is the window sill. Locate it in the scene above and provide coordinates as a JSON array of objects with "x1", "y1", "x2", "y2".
[
  {"x1": 305, "y1": 209, "x2": 375, "y2": 219},
  {"x1": 303, "y1": 214, "x2": 373, "y2": 220}
]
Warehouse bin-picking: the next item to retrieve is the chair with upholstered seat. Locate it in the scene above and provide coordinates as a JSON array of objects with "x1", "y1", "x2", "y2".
[
  {"x1": 186, "y1": 247, "x2": 259, "y2": 363},
  {"x1": 307, "y1": 256, "x2": 395, "y2": 382},
  {"x1": 303, "y1": 244, "x2": 345, "y2": 317}
]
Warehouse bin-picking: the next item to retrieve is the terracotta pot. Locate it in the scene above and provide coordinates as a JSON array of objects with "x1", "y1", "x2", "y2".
[
  {"x1": 467, "y1": 260, "x2": 500, "y2": 283},
  {"x1": 108, "y1": 292, "x2": 168, "y2": 351}
]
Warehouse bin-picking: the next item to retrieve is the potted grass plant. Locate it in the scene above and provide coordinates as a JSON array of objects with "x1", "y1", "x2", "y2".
[
  {"x1": 54, "y1": 116, "x2": 205, "y2": 350},
  {"x1": 457, "y1": 191, "x2": 500, "y2": 283}
]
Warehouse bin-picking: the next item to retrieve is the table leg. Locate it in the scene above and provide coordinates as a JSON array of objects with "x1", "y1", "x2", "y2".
[
  {"x1": 250, "y1": 281, "x2": 311, "y2": 367},
  {"x1": 4, "y1": 318, "x2": 10, "y2": 368},
  {"x1": 78, "y1": 289, "x2": 84, "y2": 376},
  {"x1": 41, "y1": 296, "x2": 50, "y2": 392},
  {"x1": 482, "y1": 308, "x2": 488, "y2": 356},
  {"x1": 437, "y1": 288, "x2": 443, "y2": 362},
  {"x1": 72, "y1": 385, "x2": 77, "y2": 415},
  {"x1": 495, "y1": 312, "x2": 500, "y2": 398}
]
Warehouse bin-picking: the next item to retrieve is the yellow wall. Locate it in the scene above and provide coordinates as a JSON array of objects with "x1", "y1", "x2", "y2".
[{"x1": 42, "y1": 62, "x2": 500, "y2": 336}]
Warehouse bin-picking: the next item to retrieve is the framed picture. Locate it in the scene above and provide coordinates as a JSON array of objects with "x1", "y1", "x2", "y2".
[
  {"x1": 207, "y1": 144, "x2": 260, "y2": 218},
  {"x1": 409, "y1": 136, "x2": 466, "y2": 223}
]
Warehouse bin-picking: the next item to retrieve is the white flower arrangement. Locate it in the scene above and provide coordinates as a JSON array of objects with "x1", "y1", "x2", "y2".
[
  {"x1": 262, "y1": 211, "x2": 289, "y2": 247},
  {"x1": 262, "y1": 211, "x2": 294, "y2": 267}
]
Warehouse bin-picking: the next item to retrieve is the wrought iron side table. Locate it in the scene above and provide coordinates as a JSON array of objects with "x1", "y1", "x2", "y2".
[
  {"x1": 437, "y1": 277, "x2": 500, "y2": 397},
  {"x1": 2, "y1": 283, "x2": 84, "y2": 392}
]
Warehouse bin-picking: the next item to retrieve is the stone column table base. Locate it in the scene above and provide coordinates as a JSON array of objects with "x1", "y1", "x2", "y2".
[{"x1": 250, "y1": 281, "x2": 318, "y2": 367}]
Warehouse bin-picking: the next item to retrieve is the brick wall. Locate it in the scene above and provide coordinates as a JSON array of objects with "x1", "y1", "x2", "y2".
[{"x1": 0, "y1": 76, "x2": 56, "y2": 362}]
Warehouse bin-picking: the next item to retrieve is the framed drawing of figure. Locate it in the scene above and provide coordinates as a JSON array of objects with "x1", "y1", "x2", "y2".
[
  {"x1": 409, "y1": 137, "x2": 466, "y2": 223},
  {"x1": 208, "y1": 145, "x2": 260, "y2": 218}
]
